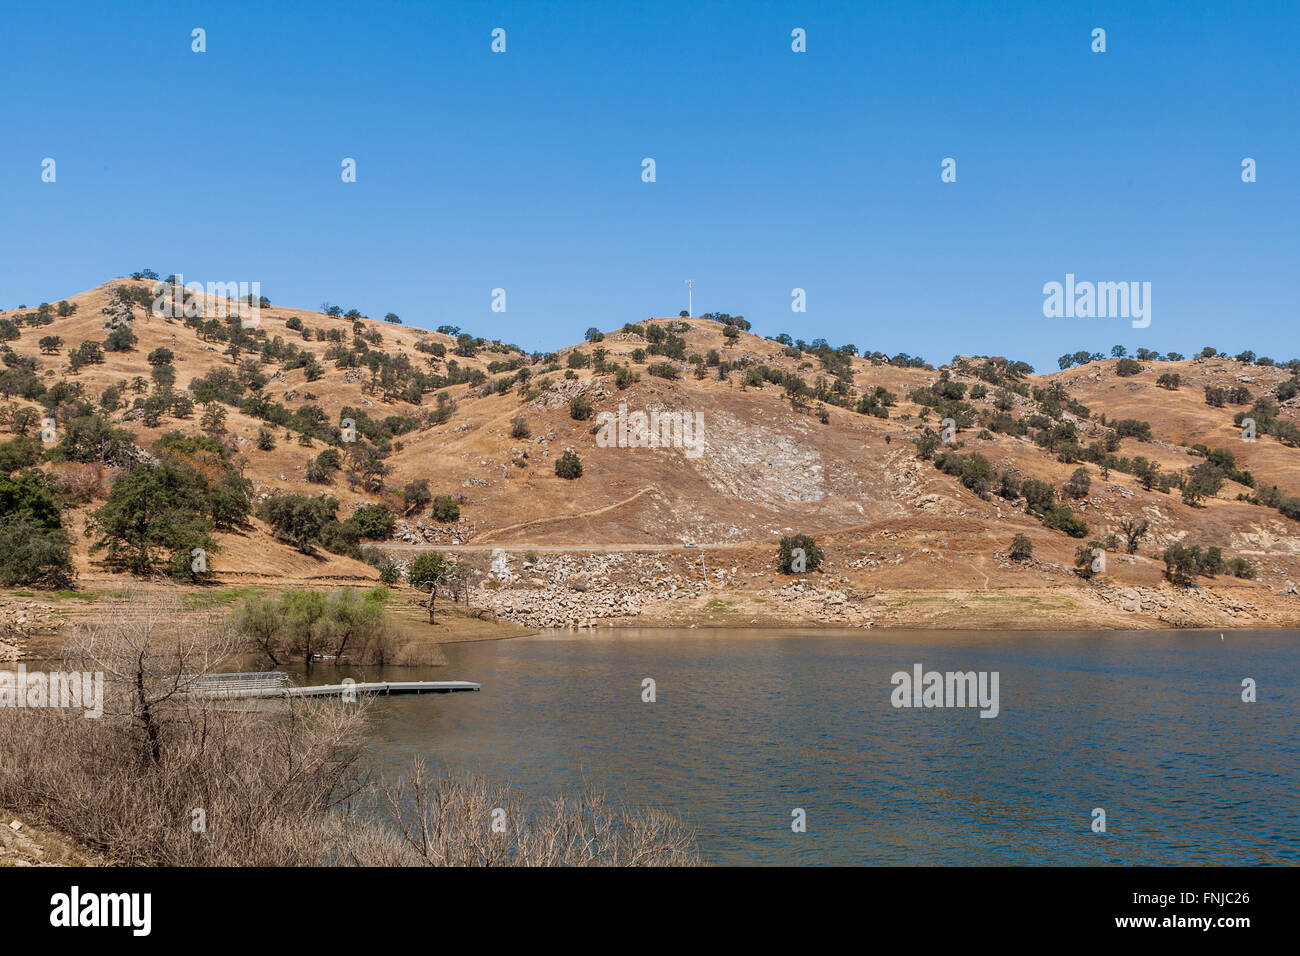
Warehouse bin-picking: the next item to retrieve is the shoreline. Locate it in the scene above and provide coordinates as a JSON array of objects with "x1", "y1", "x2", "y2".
[{"x1": 5, "y1": 578, "x2": 1298, "y2": 666}]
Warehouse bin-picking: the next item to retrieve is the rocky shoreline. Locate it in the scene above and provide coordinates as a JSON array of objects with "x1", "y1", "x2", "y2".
[{"x1": 384, "y1": 549, "x2": 1299, "y2": 632}]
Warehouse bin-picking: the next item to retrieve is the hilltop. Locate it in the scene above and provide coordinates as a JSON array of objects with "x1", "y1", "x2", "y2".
[{"x1": 2, "y1": 276, "x2": 1299, "y2": 632}]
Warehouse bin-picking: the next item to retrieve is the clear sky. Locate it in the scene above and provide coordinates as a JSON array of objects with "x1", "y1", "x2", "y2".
[{"x1": 2, "y1": 0, "x2": 1296, "y2": 371}]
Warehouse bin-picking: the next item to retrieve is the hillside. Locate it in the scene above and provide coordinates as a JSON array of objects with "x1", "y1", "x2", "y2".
[{"x1": 2, "y1": 276, "x2": 1299, "y2": 632}]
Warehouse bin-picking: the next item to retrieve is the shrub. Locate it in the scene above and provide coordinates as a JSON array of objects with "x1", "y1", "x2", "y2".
[
  {"x1": 257, "y1": 494, "x2": 338, "y2": 554},
  {"x1": 778, "y1": 534, "x2": 824, "y2": 573},
  {"x1": 350, "y1": 503, "x2": 396, "y2": 540},
  {"x1": 933, "y1": 451, "x2": 995, "y2": 498},
  {"x1": 1062, "y1": 467, "x2": 1091, "y2": 499},
  {"x1": 1112, "y1": 419, "x2": 1152, "y2": 441},
  {"x1": 1163, "y1": 544, "x2": 1199, "y2": 586},
  {"x1": 305, "y1": 457, "x2": 332, "y2": 484},
  {"x1": 510, "y1": 416, "x2": 530, "y2": 439},
  {"x1": 1074, "y1": 542, "x2": 1104, "y2": 579},
  {"x1": 1008, "y1": 533, "x2": 1033, "y2": 562},
  {"x1": 1020, "y1": 478, "x2": 1056, "y2": 515},
  {"x1": 1196, "y1": 546, "x2": 1226, "y2": 576},
  {"x1": 401, "y1": 478, "x2": 432, "y2": 515},
  {"x1": 430, "y1": 494, "x2": 460, "y2": 522},
  {"x1": 234, "y1": 587, "x2": 392, "y2": 665},
  {"x1": 569, "y1": 395, "x2": 593, "y2": 421},
  {"x1": 1041, "y1": 505, "x2": 1088, "y2": 538},
  {"x1": 0, "y1": 471, "x2": 76, "y2": 588},
  {"x1": 555, "y1": 450, "x2": 583, "y2": 479}
]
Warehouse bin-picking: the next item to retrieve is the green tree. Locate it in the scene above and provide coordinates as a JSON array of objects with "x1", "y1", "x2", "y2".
[
  {"x1": 104, "y1": 324, "x2": 138, "y2": 352},
  {"x1": 49, "y1": 413, "x2": 138, "y2": 467},
  {"x1": 258, "y1": 494, "x2": 337, "y2": 554},
  {"x1": 555, "y1": 450, "x2": 583, "y2": 479},
  {"x1": 1163, "y1": 544, "x2": 1199, "y2": 586},
  {"x1": 1119, "y1": 518, "x2": 1148, "y2": 554},
  {"x1": 350, "y1": 503, "x2": 396, "y2": 540},
  {"x1": 89, "y1": 463, "x2": 217, "y2": 575},
  {"x1": 430, "y1": 494, "x2": 460, "y2": 522},
  {"x1": 569, "y1": 395, "x2": 594, "y2": 420},
  {"x1": 402, "y1": 478, "x2": 432, "y2": 515},
  {"x1": 778, "y1": 534, "x2": 824, "y2": 573},
  {"x1": 0, "y1": 436, "x2": 44, "y2": 474},
  {"x1": 408, "y1": 552, "x2": 453, "y2": 623},
  {"x1": 0, "y1": 487, "x2": 76, "y2": 589},
  {"x1": 1074, "y1": 542, "x2": 1104, "y2": 579},
  {"x1": 1009, "y1": 533, "x2": 1033, "y2": 562}
]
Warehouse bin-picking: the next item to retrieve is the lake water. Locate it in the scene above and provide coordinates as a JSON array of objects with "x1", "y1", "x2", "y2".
[{"x1": 347, "y1": 628, "x2": 1300, "y2": 865}]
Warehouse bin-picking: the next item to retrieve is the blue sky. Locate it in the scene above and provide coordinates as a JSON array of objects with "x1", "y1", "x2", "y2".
[{"x1": 2, "y1": 0, "x2": 1296, "y2": 370}]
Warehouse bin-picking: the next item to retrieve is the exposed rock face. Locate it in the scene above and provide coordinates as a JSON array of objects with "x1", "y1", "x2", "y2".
[
  {"x1": 381, "y1": 550, "x2": 878, "y2": 629},
  {"x1": 483, "y1": 552, "x2": 658, "y2": 628},
  {"x1": 393, "y1": 517, "x2": 477, "y2": 545},
  {"x1": 489, "y1": 585, "x2": 644, "y2": 629},
  {"x1": 1093, "y1": 583, "x2": 1264, "y2": 625},
  {"x1": 755, "y1": 581, "x2": 874, "y2": 625}
]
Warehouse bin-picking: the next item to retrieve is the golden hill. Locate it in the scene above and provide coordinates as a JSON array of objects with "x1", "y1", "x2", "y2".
[{"x1": 2, "y1": 277, "x2": 1298, "y2": 629}]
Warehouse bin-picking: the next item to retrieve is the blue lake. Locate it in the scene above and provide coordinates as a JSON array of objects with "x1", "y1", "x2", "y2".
[{"x1": 350, "y1": 628, "x2": 1300, "y2": 865}]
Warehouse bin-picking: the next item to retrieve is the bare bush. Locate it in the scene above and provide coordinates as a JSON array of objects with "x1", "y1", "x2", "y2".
[
  {"x1": 1, "y1": 596, "x2": 702, "y2": 867},
  {"x1": 0, "y1": 596, "x2": 377, "y2": 865},
  {"x1": 50, "y1": 461, "x2": 118, "y2": 503},
  {"x1": 380, "y1": 757, "x2": 701, "y2": 866}
]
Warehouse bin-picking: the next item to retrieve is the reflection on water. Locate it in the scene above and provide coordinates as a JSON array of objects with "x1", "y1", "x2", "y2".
[{"x1": 335, "y1": 628, "x2": 1299, "y2": 865}]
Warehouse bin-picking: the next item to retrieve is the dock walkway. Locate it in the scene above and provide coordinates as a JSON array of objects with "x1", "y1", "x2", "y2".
[{"x1": 187, "y1": 672, "x2": 479, "y2": 700}]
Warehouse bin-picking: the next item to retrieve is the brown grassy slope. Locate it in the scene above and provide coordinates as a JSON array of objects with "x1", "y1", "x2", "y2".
[{"x1": 3, "y1": 280, "x2": 1299, "y2": 619}]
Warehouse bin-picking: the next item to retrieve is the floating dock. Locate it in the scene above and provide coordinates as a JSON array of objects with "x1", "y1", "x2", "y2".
[{"x1": 187, "y1": 673, "x2": 479, "y2": 700}]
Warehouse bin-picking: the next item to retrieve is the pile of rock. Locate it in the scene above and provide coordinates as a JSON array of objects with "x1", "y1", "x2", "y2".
[
  {"x1": 0, "y1": 599, "x2": 61, "y2": 661},
  {"x1": 480, "y1": 551, "x2": 685, "y2": 628},
  {"x1": 391, "y1": 518, "x2": 479, "y2": 546},
  {"x1": 530, "y1": 377, "x2": 611, "y2": 410},
  {"x1": 756, "y1": 581, "x2": 874, "y2": 625},
  {"x1": 488, "y1": 585, "x2": 642, "y2": 629},
  {"x1": 1094, "y1": 584, "x2": 1260, "y2": 623}
]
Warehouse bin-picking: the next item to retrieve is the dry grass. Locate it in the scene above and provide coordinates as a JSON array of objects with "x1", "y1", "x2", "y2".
[
  {"x1": 0, "y1": 596, "x2": 700, "y2": 866},
  {"x1": 379, "y1": 757, "x2": 701, "y2": 867}
]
